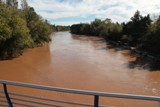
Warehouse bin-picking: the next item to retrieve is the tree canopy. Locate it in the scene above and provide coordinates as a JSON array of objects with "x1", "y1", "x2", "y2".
[
  {"x1": 71, "y1": 11, "x2": 160, "y2": 57},
  {"x1": 0, "y1": 1, "x2": 52, "y2": 59}
]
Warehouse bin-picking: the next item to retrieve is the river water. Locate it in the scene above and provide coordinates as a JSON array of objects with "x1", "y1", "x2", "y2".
[{"x1": 0, "y1": 31, "x2": 160, "y2": 107}]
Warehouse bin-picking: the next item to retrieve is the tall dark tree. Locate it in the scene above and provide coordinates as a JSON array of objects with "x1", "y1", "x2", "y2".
[
  {"x1": 123, "y1": 11, "x2": 151, "y2": 45},
  {"x1": 90, "y1": 19, "x2": 102, "y2": 36}
]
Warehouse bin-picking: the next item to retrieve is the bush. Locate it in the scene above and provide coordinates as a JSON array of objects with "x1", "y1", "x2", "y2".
[{"x1": 0, "y1": 1, "x2": 52, "y2": 59}]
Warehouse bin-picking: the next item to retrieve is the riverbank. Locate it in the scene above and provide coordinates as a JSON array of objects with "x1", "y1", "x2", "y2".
[
  {"x1": 106, "y1": 39, "x2": 160, "y2": 70},
  {"x1": 70, "y1": 12, "x2": 160, "y2": 65},
  {"x1": 0, "y1": 32, "x2": 160, "y2": 107},
  {"x1": 71, "y1": 30, "x2": 160, "y2": 71}
]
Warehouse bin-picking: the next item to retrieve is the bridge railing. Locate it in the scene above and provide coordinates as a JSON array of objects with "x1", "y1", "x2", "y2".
[{"x1": 0, "y1": 80, "x2": 160, "y2": 107}]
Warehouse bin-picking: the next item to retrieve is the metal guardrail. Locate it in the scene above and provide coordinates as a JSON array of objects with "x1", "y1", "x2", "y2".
[{"x1": 0, "y1": 80, "x2": 160, "y2": 107}]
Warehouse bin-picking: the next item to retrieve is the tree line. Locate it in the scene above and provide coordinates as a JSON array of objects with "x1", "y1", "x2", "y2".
[
  {"x1": 71, "y1": 11, "x2": 160, "y2": 58},
  {"x1": 0, "y1": 0, "x2": 52, "y2": 59},
  {"x1": 52, "y1": 25, "x2": 70, "y2": 31}
]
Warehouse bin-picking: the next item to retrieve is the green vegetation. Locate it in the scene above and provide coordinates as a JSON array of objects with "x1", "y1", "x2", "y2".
[
  {"x1": 0, "y1": 0, "x2": 52, "y2": 59},
  {"x1": 71, "y1": 11, "x2": 160, "y2": 58},
  {"x1": 52, "y1": 25, "x2": 70, "y2": 31}
]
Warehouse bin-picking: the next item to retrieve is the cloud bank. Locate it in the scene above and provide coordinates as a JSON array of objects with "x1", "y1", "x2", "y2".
[{"x1": 28, "y1": 0, "x2": 160, "y2": 25}]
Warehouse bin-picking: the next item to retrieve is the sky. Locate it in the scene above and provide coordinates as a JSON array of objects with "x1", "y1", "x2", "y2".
[{"x1": 27, "y1": 0, "x2": 160, "y2": 26}]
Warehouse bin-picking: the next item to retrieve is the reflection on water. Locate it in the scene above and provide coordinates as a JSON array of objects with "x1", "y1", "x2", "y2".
[{"x1": 0, "y1": 31, "x2": 160, "y2": 107}]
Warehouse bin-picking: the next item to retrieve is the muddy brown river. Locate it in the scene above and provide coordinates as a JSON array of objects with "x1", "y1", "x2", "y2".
[{"x1": 0, "y1": 31, "x2": 160, "y2": 107}]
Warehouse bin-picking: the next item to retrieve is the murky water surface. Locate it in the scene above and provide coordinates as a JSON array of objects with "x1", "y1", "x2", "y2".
[{"x1": 0, "y1": 32, "x2": 160, "y2": 107}]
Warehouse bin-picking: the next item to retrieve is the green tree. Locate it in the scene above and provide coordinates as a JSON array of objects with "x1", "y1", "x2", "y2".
[
  {"x1": 142, "y1": 20, "x2": 160, "y2": 55},
  {"x1": 0, "y1": 0, "x2": 52, "y2": 59},
  {"x1": 24, "y1": 7, "x2": 52, "y2": 45},
  {"x1": 0, "y1": 2, "x2": 12, "y2": 43},
  {"x1": 90, "y1": 18, "x2": 102, "y2": 36},
  {"x1": 123, "y1": 11, "x2": 151, "y2": 45},
  {"x1": 0, "y1": 2, "x2": 33, "y2": 58}
]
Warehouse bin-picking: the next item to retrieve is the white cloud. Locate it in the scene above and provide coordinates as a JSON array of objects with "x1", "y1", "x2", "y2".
[{"x1": 27, "y1": 0, "x2": 160, "y2": 25}]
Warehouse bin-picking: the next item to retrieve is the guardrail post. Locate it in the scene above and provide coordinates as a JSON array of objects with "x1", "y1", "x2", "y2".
[
  {"x1": 3, "y1": 84, "x2": 13, "y2": 107},
  {"x1": 94, "y1": 95, "x2": 99, "y2": 107}
]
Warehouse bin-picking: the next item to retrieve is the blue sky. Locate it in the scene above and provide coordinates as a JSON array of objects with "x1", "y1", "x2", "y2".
[{"x1": 27, "y1": 0, "x2": 160, "y2": 25}]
